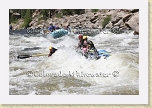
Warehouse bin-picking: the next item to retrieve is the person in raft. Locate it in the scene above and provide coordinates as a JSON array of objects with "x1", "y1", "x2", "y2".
[
  {"x1": 48, "y1": 46, "x2": 58, "y2": 57},
  {"x1": 82, "y1": 36, "x2": 97, "y2": 52},
  {"x1": 48, "y1": 23, "x2": 57, "y2": 32},
  {"x1": 76, "y1": 34, "x2": 88, "y2": 57},
  {"x1": 77, "y1": 34, "x2": 84, "y2": 49},
  {"x1": 82, "y1": 36, "x2": 99, "y2": 59}
]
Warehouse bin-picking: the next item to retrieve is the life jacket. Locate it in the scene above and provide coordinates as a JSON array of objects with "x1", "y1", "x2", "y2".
[
  {"x1": 87, "y1": 40, "x2": 98, "y2": 53},
  {"x1": 87, "y1": 40, "x2": 95, "y2": 49},
  {"x1": 48, "y1": 26, "x2": 56, "y2": 32}
]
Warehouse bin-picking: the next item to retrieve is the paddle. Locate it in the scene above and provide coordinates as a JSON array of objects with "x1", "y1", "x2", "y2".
[{"x1": 17, "y1": 53, "x2": 48, "y2": 59}]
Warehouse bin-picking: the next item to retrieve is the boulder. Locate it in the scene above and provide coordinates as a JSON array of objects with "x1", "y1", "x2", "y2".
[
  {"x1": 105, "y1": 22, "x2": 113, "y2": 29},
  {"x1": 125, "y1": 12, "x2": 139, "y2": 31},
  {"x1": 85, "y1": 9, "x2": 92, "y2": 14},
  {"x1": 70, "y1": 18, "x2": 77, "y2": 23},
  {"x1": 122, "y1": 13, "x2": 133, "y2": 23},
  {"x1": 116, "y1": 11, "x2": 126, "y2": 19},
  {"x1": 119, "y1": 25, "x2": 129, "y2": 31},
  {"x1": 114, "y1": 19, "x2": 124, "y2": 26},
  {"x1": 12, "y1": 9, "x2": 139, "y2": 35},
  {"x1": 134, "y1": 26, "x2": 139, "y2": 35},
  {"x1": 111, "y1": 16, "x2": 121, "y2": 25},
  {"x1": 91, "y1": 17, "x2": 100, "y2": 23},
  {"x1": 129, "y1": 9, "x2": 139, "y2": 13},
  {"x1": 90, "y1": 16, "x2": 98, "y2": 22},
  {"x1": 106, "y1": 10, "x2": 115, "y2": 16},
  {"x1": 94, "y1": 12, "x2": 102, "y2": 17},
  {"x1": 29, "y1": 20, "x2": 35, "y2": 26},
  {"x1": 110, "y1": 10, "x2": 125, "y2": 25}
]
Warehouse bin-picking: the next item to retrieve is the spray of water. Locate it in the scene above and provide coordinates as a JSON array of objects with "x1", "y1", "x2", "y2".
[{"x1": 9, "y1": 31, "x2": 139, "y2": 95}]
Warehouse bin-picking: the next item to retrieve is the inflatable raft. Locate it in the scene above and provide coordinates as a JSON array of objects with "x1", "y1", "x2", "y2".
[
  {"x1": 97, "y1": 49, "x2": 110, "y2": 57},
  {"x1": 88, "y1": 49, "x2": 110, "y2": 59},
  {"x1": 81, "y1": 49, "x2": 110, "y2": 60},
  {"x1": 48, "y1": 29, "x2": 68, "y2": 38}
]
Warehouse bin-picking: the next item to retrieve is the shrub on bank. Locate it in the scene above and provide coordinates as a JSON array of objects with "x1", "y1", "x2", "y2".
[{"x1": 102, "y1": 15, "x2": 111, "y2": 28}]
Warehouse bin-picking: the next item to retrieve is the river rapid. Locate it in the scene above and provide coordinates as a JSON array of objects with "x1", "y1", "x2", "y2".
[{"x1": 9, "y1": 30, "x2": 139, "y2": 95}]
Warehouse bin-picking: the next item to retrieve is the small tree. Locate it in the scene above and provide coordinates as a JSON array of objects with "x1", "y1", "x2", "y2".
[
  {"x1": 102, "y1": 15, "x2": 111, "y2": 28},
  {"x1": 22, "y1": 9, "x2": 32, "y2": 28},
  {"x1": 40, "y1": 9, "x2": 48, "y2": 20}
]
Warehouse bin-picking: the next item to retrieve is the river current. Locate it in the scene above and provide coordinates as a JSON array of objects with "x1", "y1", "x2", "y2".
[{"x1": 9, "y1": 30, "x2": 139, "y2": 95}]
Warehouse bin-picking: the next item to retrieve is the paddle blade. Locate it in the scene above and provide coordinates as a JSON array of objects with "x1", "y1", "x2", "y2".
[{"x1": 17, "y1": 55, "x2": 31, "y2": 59}]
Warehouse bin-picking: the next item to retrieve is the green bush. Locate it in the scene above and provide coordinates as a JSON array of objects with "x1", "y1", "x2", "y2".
[
  {"x1": 102, "y1": 15, "x2": 111, "y2": 28},
  {"x1": 56, "y1": 13, "x2": 63, "y2": 18},
  {"x1": 22, "y1": 10, "x2": 32, "y2": 28},
  {"x1": 61, "y1": 9, "x2": 85, "y2": 15},
  {"x1": 40, "y1": 10, "x2": 48, "y2": 20},
  {"x1": 38, "y1": 16, "x2": 45, "y2": 21},
  {"x1": 9, "y1": 15, "x2": 17, "y2": 24},
  {"x1": 91, "y1": 9, "x2": 98, "y2": 12}
]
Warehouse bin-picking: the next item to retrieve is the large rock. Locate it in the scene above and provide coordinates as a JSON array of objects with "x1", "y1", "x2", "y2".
[
  {"x1": 125, "y1": 12, "x2": 139, "y2": 33},
  {"x1": 122, "y1": 13, "x2": 133, "y2": 23},
  {"x1": 111, "y1": 16, "x2": 121, "y2": 25},
  {"x1": 114, "y1": 19, "x2": 124, "y2": 26},
  {"x1": 111, "y1": 11, "x2": 124, "y2": 25},
  {"x1": 13, "y1": 9, "x2": 139, "y2": 35},
  {"x1": 128, "y1": 9, "x2": 139, "y2": 13},
  {"x1": 29, "y1": 20, "x2": 35, "y2": 26},
  {"x1": 105, "y1": 22, "x2": 113, "y2": 29},
  {"x1": 119, "y1": 25, "x2": 129, "y2": 31},
  {"x1": 11, "y1": 19, "x2": 24, "y2": 30},
  {"x1": 116, "y1": 11, "x2": 126, "y2": 19},
  {"x1": 85, "y1": 9, "x2": 92, "y2": 14},
  {"x1": 134, "y1": 26, "x2": 139, "y2": 35},
  {"x1": 110, "y1": 11, "x2": 126, "y2": 26}
]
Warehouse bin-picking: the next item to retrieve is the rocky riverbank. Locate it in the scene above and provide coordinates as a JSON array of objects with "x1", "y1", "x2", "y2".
[{"x1": 11, "y1": 9, "x2": 139, "y2": 35}]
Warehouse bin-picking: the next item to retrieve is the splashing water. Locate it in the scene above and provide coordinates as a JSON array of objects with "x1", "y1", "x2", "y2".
[{"x1": 9, "y1": 31, "x2": 139, "y2": 95}]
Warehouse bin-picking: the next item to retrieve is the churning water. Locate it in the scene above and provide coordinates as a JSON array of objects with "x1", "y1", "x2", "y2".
[{"x1": 9, "y1": 30, "x2": 139, "y2": 95}]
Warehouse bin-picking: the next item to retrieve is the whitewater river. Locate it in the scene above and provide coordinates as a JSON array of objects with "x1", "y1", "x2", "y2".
[{"x1": 9, "y1": 30, "x2": 139, "y2": 95}]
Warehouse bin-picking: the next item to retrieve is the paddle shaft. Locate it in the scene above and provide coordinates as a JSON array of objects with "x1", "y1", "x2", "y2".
[{"x1": 31, "y1": 53, "x2": 48, "y2": 57}]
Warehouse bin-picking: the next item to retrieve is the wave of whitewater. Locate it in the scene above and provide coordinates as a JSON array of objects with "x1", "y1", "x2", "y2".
[{"x1": 9, "y1": 31, "x2": 139, "y2": 95}]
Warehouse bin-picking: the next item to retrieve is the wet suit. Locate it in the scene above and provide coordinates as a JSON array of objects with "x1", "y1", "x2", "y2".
[{"x1": 48, "y1": 48, "x2": 57, "y2": 57}]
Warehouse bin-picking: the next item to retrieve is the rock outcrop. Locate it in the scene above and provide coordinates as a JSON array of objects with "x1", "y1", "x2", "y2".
[{"x1": 11, "y1": 9, "x2": 139, "y2": 35}]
